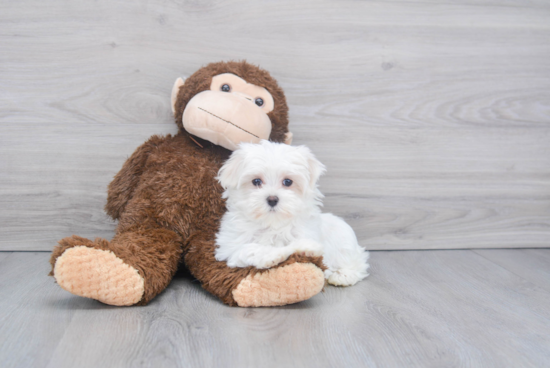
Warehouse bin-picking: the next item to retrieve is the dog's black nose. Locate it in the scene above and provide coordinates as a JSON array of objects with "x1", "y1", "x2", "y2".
[{"x1": 267, "y1": 196, "x2": 279, "y2": 207}]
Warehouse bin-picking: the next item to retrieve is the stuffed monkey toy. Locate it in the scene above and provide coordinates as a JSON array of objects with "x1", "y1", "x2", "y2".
[{"x1": 49, "y1": 61, "x2": 326, "y2": 307}]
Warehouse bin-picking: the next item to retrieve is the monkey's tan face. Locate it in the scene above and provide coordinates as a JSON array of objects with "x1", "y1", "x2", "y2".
[{"x1": 179, "y1": 73, "x2": 275, "y2": 151}]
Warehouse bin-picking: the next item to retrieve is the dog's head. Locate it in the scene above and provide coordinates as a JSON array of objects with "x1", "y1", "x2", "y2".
[{"x1": 217, "y1": 140, "x2": 326, "y2": 226}]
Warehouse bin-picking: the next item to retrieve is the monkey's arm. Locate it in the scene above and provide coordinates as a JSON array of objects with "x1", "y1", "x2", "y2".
[{"x1": 105, "y1": 135, "x2": 166, "y2": 220}]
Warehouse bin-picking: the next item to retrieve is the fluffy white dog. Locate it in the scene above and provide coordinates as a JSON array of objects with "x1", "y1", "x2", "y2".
[{"x1": 215, "y1": 140, "x2": 370, "y2": 286}]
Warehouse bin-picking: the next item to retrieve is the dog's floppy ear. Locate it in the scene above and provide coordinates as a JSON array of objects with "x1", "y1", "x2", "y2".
[
  {"x1": 297, "y1": 146, "x2": 326, "y2": 188},
  {"x1": 217, "y1": 146, "x2": 247, "y2": 189}
]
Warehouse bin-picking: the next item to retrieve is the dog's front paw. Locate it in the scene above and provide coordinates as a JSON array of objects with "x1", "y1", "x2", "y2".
[
  {"x1": 291, "y1": 239, "x2": 323, "y2": 257},
  {"x1": 297, "y1": 249, "x2": 322, "y2": 257},
  {"x1": 254, "y1": 252, "x2": 291, "y2": 269}
]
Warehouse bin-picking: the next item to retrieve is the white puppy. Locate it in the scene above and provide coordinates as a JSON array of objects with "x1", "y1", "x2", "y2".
[{"x1": 215, "y1": 140, "x2": 369, "y2": 286}]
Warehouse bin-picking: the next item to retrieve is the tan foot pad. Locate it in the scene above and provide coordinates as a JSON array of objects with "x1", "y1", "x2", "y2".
[
  {"x1": 54, "y1": 246, "x2": 144, "y2": 306},
  {"x1": 233, "y1": 263, "x2": 325, "y2": 307}
]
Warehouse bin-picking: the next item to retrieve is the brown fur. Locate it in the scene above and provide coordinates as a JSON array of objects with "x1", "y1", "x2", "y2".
[
  {"x1": 50, "y1": 61, "x2": 323, "y2": 306},
  {"x1": 173, "y1": 60, "x2": 290, "y2": 143}
]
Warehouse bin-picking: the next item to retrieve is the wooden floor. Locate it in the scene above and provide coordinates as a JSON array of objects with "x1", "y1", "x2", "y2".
[{"x1": 1, "y1": 249, "x2": 549, "y2": 368}]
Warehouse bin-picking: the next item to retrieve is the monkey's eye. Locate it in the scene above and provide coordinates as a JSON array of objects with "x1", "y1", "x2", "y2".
[
  {"x1": 221, "y1": 84, "x2": 231, "y2": 92},
  {"x1": 282, "y1": 179, "x2": 293, "y2": 187},
  {"x1": 255, "y1": 98, "x2": 264, "y2": 107},
  {"x1": 252, "y1": 178, "x2": 263, "y2": 187}
]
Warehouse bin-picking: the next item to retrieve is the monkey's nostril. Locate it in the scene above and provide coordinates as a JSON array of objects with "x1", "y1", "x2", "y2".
[{"x1": 267, "y1": 196, "x2": 279, "y2": 208}]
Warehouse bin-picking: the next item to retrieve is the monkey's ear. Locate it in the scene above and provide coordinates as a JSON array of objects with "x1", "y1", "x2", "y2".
[
  {"x1": 284, "y1": 132, "x2": 293, "y2": 145},
  {"x1": 171, "y1": 77, "x2": 185, "y2": 114}
]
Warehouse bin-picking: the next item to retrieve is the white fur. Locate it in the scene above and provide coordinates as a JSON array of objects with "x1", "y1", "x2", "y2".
[{"x1": 215, "y1": 140, "x2": 370, "y2": 286}]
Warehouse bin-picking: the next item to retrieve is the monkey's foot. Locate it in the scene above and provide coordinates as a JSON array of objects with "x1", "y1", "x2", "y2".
[
  {"x1": 53, "y1": 246, "x2": 144, "y2": 306},
  {"x1": 232, "y1": 262, "x2": 325, "y2": 307}
]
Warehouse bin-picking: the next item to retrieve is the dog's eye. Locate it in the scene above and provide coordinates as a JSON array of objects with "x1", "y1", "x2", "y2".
[
  {"x1": 252, "y1": 178, "x2": 262, "y2": 187},
  {"x1": 221, "y1": 84, "x2": 231, "y2": 92},
  {"x1": 282, "y1": 179, "x2": 293, "y2": 187}
]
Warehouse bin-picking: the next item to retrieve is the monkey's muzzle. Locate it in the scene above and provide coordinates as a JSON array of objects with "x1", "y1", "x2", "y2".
[{"x1": 182, "y1": 91, "x2": 272, "y2": 151}]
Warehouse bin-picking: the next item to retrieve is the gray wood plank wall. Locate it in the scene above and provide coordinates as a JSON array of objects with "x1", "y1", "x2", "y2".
[{"x1": 1, "y1": 0, "x2": 549, "y2": 251}]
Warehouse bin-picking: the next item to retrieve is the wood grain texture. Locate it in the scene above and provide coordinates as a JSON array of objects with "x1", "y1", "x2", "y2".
[
  {"x1": 1, "y1": 250, "x2": 549, "y2": 368},
  {"x1": 0, "y1": 252, "x2": 82, "y2": 368},
  {"x1": 474, "y1": 248, "x2": 550, "y2": 293},
  {"x1": 1, "y1": 0, "x2": 549, "y2": 250}
]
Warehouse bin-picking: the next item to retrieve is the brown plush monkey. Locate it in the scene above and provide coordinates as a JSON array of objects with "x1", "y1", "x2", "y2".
[{"x1": 50, "y1": 61, "x2": 326, "y2": 307}]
